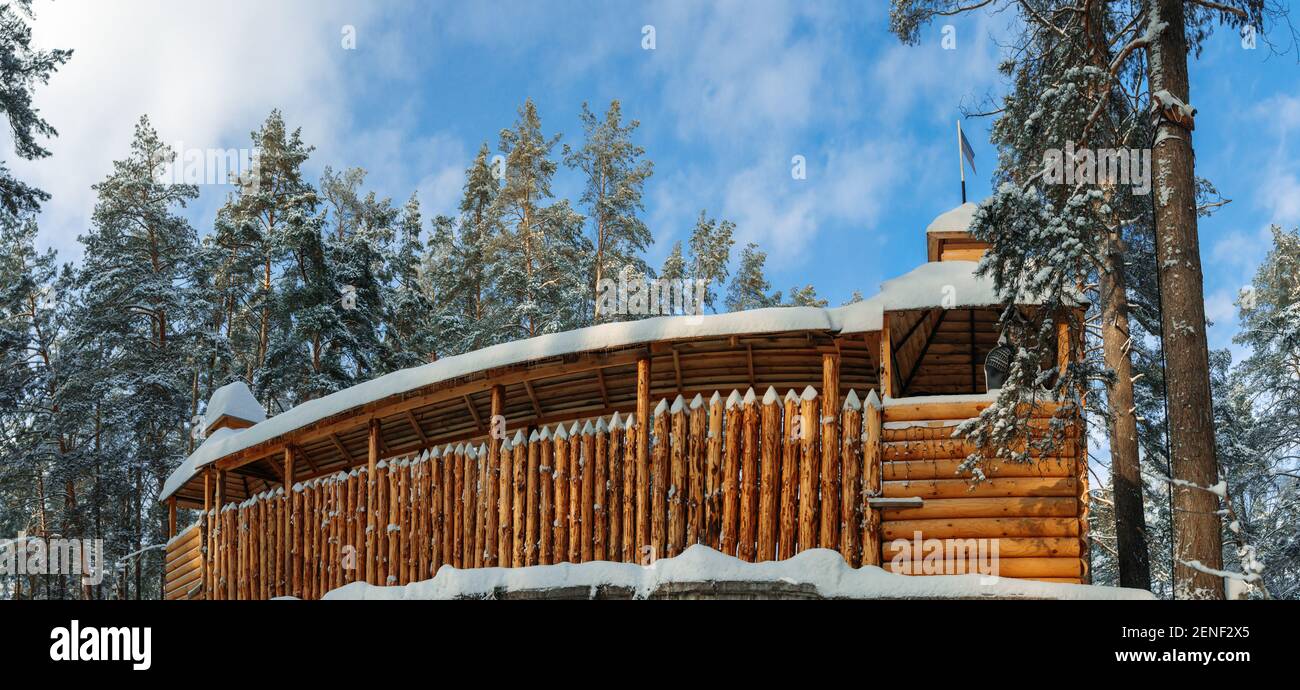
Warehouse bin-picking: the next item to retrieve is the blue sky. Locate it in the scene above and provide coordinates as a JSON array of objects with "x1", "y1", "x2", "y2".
[{"x1": 12, "y1": 0, "x2": 1299, "y2": 360}]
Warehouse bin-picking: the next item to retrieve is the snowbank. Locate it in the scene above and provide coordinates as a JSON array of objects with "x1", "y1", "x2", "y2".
[{"x1": 315, "y1": 545, "x2": 1153, "y2": 601}]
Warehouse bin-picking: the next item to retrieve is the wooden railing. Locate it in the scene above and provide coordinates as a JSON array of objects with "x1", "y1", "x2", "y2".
[{"x1": 191, "y1": 390, "x2": 1086, "y2": 599}]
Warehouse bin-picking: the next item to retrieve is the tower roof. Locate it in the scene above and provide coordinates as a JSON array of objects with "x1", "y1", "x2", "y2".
[
  {"x1": 925, "y1": 202, "x2": 987, "y2": 262},
  {"x1": 203, "y1": 381, "x2": 266, "y2": 435}
]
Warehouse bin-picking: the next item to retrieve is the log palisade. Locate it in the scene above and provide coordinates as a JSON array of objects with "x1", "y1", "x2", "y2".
[
  {"x1": 162, "y1": 204, "x2": 1092, "y2": 599},
  {"x1": 181, "y1": 387, "x2": 1086, "y2": 599}
]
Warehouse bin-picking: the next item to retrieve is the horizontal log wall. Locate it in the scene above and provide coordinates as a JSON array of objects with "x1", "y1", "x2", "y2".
[
  {"x1": 197, "y1": 392, "x2": 1085, "y2": 598},
  {"x1": 164, "y1": 521, "x2": 204, "y2": 600},
  {"x1": 876, "y1": 401, "x2": 1087, "y2": 584}
]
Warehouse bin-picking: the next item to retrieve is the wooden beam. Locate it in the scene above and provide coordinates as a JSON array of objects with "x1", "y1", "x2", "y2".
[
  {"x1": 523, "y1": 379, "x2": 544, "y2": 416},
  {"x1": 902, "y1": 310, "x2": 947, "y2": 394},
  {"x1": 366, "y1": 419, "x2": 379, "y2": 585},
  {"x1": 595, "y1": 369, "x2": 610, "y2": 407},
  {"x1": 672, "y1": 347, "x2": 683, "y2": 394},
  {"x1": 168, "y1": 497, "x2": 177, "y2": 539},
  {"x1": 895, "y1": 310, "x2": 930, "y2": 352},
  {"x1": 880, "y1": 317, "x2": 894, "y2": 398},
  {"x1": 487, "y1": 385, "x2": 503, "y2": 567},
  {"x1": 969, "y1": 309, "x2": 978, "y2": 392},
  {"x1": 636, "y1": 356, "x2": 651, "y2": 557},
  {"x1": 404, "y1": 410, "x2": 428, "y2": 445},
  {"x1": 746, "y1": 344, "x2": 755, "y2": 388},
  {"x1": 1057, "y1": 317, "x2": 1071, "y2": 377},
  {"x1": 463, "y1": 394, "x2": 483, "y2": 431},
  {"x1": 328, "y1": 434, "x2": 352, "y2": 466},
  {"x1": 820, "y1": 353, "x2": 840, "y2": 549}
]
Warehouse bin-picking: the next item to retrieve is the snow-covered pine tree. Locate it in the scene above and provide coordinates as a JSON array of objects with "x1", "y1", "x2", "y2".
[
  {"x1": 1236, "y1": 226, "x2": 1300, "y2": 459},
  {"x1": 687, "y1": 211, "x2": 735, "y2": 313},
  {"x1": 1224, "y1": 226, "x2": 1300, "y2": 597},
  {"x1": 383, "y1": 192, "x2": 436, "y2": 370},
  {"x1": 0, "y1": 214, "x2": 65, "y2": 598},
  {"x1": 783, "y1": 284, "x2": 827, "y2": 307},
  {"x1": 563, "y1": 100, "x2": 654, "y2": 323},
  {"x1": 208, "y1": 195, "x2": 263, "y2": 390},
  {"x1": 443, "y1": 144, "x2": 502, "y2": 354},
  {"x1": 318, "y1": 166, "x2": 397, "y2": 385},
  {"x1": 0, "y1": 0, "x2": 70, "y2": 216},
  {"x1": 224, "y1": 110, "x2": 316, "y2": 406},
  {"x1": 492, "y1": 98, "x2": 591, "y2": 339},
  {"x1": 69, "y1": 116, "x2": 203, "y2": 598},
  {"x1": 0, "y1": 3, "x2": 75, "y2": 596},
  {"x1": 421, "y1": 212, "x2": 466, "y2": 358},
  {"x1": 216, "y1": 111, "x2": 321, "y2": 411},
  {"x1": 725, "y1": 242, "x2": 779, "y2": 312},
  {"x1": 660, "y1": 240, "x2": 685, "y2": 283}
]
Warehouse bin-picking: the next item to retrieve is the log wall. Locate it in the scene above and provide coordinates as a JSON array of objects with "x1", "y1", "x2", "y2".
[
  {"x1": 876, "y1": 400, "x2": 1088, "y2": 584},
  {"x1": 188, "y1": 391, "x2": 1086, "y2": 599},
  {"x1": 164, "y1": 521, "x2": 204, "y2": 600}
]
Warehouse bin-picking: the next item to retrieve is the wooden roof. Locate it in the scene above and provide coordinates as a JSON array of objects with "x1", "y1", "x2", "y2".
[{"x1": 174, "y1": 329, "x2": 880, "y2": 508}]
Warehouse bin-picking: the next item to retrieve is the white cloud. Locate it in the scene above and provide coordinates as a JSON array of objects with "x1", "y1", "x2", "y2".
[
  {"x1": 642, "y1": 0, "x2": 857, "y2": 144},
  {"x1": 7, "y1": 0, "x2": 470, "y2": 260}
]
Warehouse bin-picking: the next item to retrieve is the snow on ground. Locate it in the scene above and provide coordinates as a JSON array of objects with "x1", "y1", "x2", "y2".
[{"x1": 314, "y1": 544, "x2": 1153, "y2": 601}]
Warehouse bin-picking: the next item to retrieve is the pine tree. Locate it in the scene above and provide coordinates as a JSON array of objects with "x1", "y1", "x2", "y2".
[
  {"x1": 563, "y1": 100, "x2": 654, "y2": 323},
  {"x1": 492, "y1": 98, "x2": 591, "y2": 338},
  {"x1": 447, "y1": 144, "x2": 501, "y2": 353},
  {"x1": 784, "y1": 284, "x2": 826, "y2": 307},
  {"x1": 0, "y1": 214, "x2": 62, "y2": 596},
  {"x1": 227, "y1": 110, "x2": 317, "y2": 404},
  {"x1": 319, "y1": 166, "x2": 396, "y2": 385},
  {"x1": 383, "y1": 192, "x2": 436, "y2": 370},
  {"x1": 687, "y1": 211, "x2": 735, "y2": 313},
  {"x1": 726, "y1": 242, "x2": 778, "y2": 312},
  {"x1": 69, "y1": 116, "x2": 202, "y2": 598},
  {"x1": 218, "y1": 111, "x2": 321, "y2": 410},
  {"x1": 422, "y1": 212, "x2": 465, "y2": 357},
  {"x1": 660, "y1": 241, "x2": 685, "y2": 282},
  {"x1": 0, "y1": 0, "x2": 70, "y2": 216}
]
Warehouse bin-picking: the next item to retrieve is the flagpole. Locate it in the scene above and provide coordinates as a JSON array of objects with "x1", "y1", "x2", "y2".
[{"x1": 957, "y1": 120, "x2": 966, "y2": 203}]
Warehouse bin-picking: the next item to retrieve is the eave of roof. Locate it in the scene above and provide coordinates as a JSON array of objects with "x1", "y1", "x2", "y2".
[{"x1": 161, "y1": 260, "x2": 1037, "y2": 502}]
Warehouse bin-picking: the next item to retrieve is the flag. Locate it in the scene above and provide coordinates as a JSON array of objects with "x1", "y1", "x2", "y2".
[{"x1": 959, "y1": 124, "x2": 976, "y2": 175}]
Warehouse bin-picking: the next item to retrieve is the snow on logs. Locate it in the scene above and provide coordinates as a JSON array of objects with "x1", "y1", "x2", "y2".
[{"x1": 191, "y1": 392, "x2": 1088, "y2": 598}]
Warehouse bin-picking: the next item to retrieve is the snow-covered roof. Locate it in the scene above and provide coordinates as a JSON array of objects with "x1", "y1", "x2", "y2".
[
  {"x1": 925, "y1": 202, "x2": 978, "y2": 235},
  {"x1": 161, "y1": 259, "x2": 1033, "y2": 502},
  {"x1": 203, "y1": 381, "x2": 266, "y2": 432}
]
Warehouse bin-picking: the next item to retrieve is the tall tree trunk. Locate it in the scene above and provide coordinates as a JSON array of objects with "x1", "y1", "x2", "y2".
[
  {"x1": 1080, "y1": 2, "x2": 1151, "y2": 591},
  {"x1": 1147, "y1": 0, "x2": 1224, "y2": 599},
  {"x1": 134, "y1": 454, "x2": 143, "y2": 600},
  {"x1": 94, "y1": 404, "x2": 103, "y2": 601},
  {"x1": 1101, "y1": 234, "x2": 1151, "y2": 590}
]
